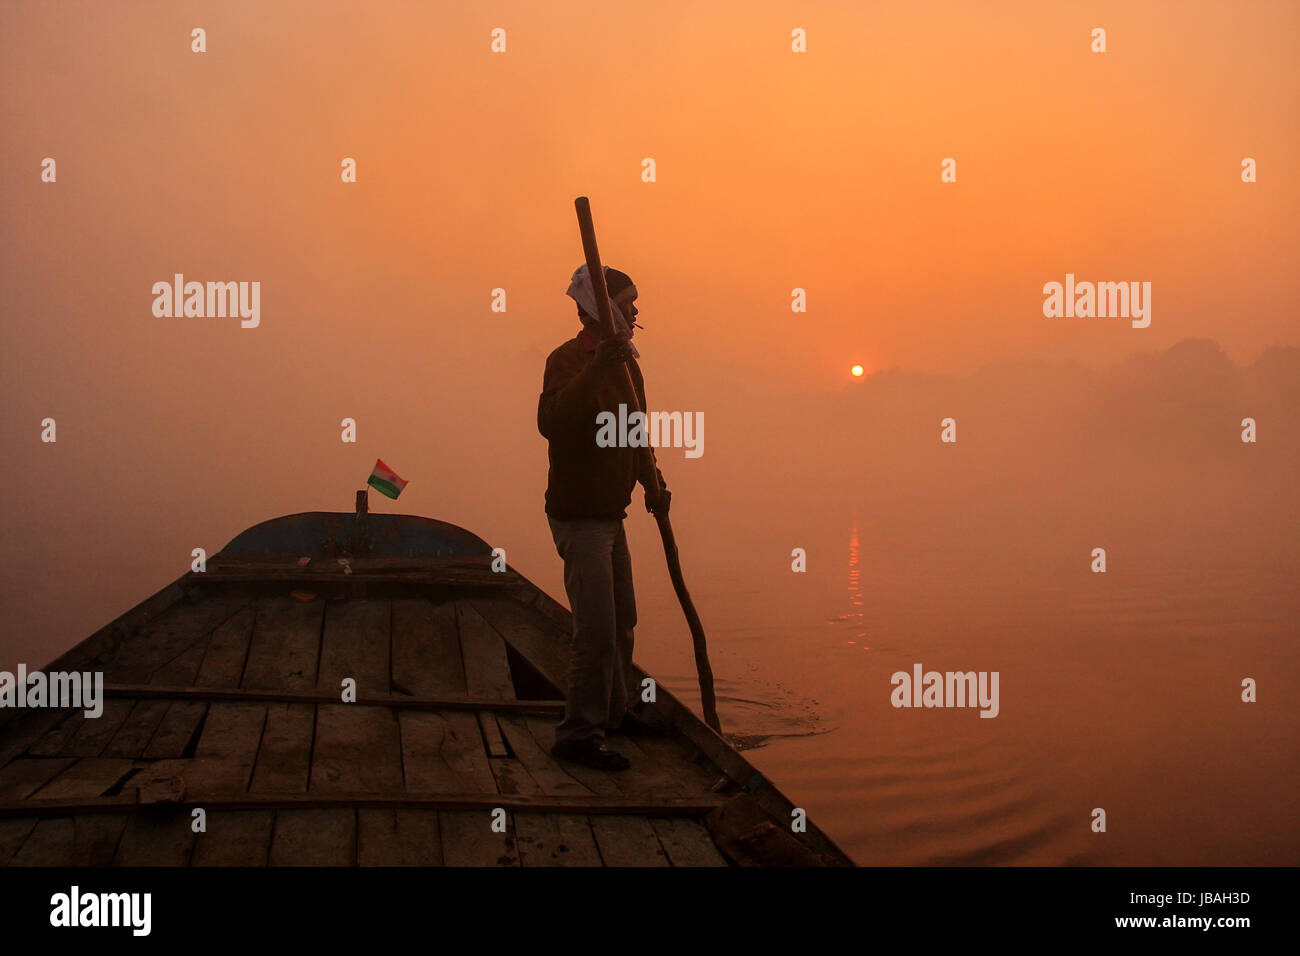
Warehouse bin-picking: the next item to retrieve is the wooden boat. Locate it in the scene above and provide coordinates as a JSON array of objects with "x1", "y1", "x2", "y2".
[{"x1": 0, "y1": 496, "x2": 853, "y2": 866}]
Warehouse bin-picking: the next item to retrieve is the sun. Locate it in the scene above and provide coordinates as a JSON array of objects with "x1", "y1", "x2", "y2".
[{"x1": 850, "y1": 364, "x2": 865, "y2": 378}]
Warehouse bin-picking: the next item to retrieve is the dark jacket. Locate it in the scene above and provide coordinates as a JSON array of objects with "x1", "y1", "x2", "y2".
[{"x1": 538, "y1": 331, "x2": 663, "y2": 520}]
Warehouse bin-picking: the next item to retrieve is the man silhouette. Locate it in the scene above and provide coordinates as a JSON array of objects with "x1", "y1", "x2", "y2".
[{"x1": 537, "y1": 264, "x2": 670, "y2": 770}]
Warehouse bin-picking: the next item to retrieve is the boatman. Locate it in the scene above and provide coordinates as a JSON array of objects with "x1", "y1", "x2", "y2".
[{"x1": 538, "y1": 264, "x2": 671, "y2": 771}]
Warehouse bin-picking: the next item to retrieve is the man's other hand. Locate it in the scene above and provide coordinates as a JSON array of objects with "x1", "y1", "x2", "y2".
[{"x1": 645, "y1": 487, "x2": 671, "y2": 516}]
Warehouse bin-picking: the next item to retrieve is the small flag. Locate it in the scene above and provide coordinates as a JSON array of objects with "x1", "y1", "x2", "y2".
[{"x1": 368, "y1": 458, "x2": 408, "y2": 499}]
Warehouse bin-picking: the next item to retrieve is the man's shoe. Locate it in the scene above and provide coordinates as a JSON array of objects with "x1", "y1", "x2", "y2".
[{"x1": 551, "y1": 738, "x2": 631, "y2": 771}]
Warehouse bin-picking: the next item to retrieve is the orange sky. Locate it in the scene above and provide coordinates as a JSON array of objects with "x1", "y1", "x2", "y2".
[{"x1": 1, "y1": 0, "x2": 1297, "y2": 666}]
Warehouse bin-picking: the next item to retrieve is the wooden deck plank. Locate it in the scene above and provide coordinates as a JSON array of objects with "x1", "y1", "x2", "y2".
[
  {"x1": 195, "y1": 604, "x2": 256, "y2": 687},
  {"x1": 72, "y1": 814, "x2": 130, "y2": 865},
  {"x1": 60, "y1": 699, "x2": 135, "y2": 757},
  {"x1": 0, "y1": 818, "x2": 38, "y2": 865},
  {"x1": 316, "y1": 599, "x2": 390, "y2": 698},
  {"x1": 30, "y1": 758, "x2": 134, "y2": 801},
  {"x1": 398, "y1": 710, "x2": 495, "y2": 793},
  {"x1": 241, "y1": 595, "x2": 324, "y2": 692},
  {"x1": 141, "y1": 701, "x2": 207, "y2": 759},
  {"x1": 516, "y1": 813, "x2": 603, "y2": 867},
  {"x1": 110, "y1": 592, "x2": 251, "y2": 684},
  {"x1": 101, "y1": 683, "x2": 562, "y2": 714},
  {"x1": 9, "y1": 816, "x2": 74, "y2": 866},
  {"x1": 0, "y1": 758, "x2": 77, "y2": 800},
  {"x1": 184, "y1": 702, "x2": 266, "y2": 795},
  {"x1": 495, "y1": 714, "x2": 592, "y2": 798},
  {"x1": 358, "y1": 809, "x2": 441, "y2": 866},
  {"x1": 457, "y1": 601, "x2": 516, "y2": 699},
  {"x1": 149, "y1": 640, "x2": 208, "y2": 687},
  {"x1": 24, "y1": 711, "x2": 84, "y2": 757},
  {"x1": 470, "y1": 596, "x2": 570, "y2": 690},
  {"x1": 191, "y1": 810, "x2": 274, "y2": 866},
  {"x1": 0, "y1": 710, "x2": 67, "y2": 769},
  {"x1": 651, "y1": 817, "x2": 729, "y2": 867},
  {"x1": 391, "y1": 599, "x2": 465, "y2": 696},
  {"x1": 249, "y1": 703, "x2": 314, "y2": 793},
  {"x1": 478, "y1": 711, "x2": 509, "y2": 758},
  {"x1": 309, "y1": 704, "x2": 402, "y2": 793},
  {"x1": 113, "y1": 809, "x2": 196, "y2": 865},
  {"x1": 520, "y1": 716, "x2": 675, "y2": 799},
  {"x1": 102, "y1": 699, "x2": 171, "y2": 759},
  {"x1": 589, "y1": 814, "x2": 671, "y2": 867},
  {"x1": 269, "y1": 808, "x2": 355, "y2": 865},
  {"x1": 438, "y1": 810, "x2": 518, "y2": 866}
]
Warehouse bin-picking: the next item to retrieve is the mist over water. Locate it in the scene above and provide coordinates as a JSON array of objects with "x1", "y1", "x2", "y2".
[{"x1": 630, "y1": 341, "x2": 1300, "y2": 864}]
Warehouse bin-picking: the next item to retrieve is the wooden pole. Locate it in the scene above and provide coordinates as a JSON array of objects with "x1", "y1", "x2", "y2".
[{"x1": 573, "y1": 196, "x2": 722, "y2": 734}]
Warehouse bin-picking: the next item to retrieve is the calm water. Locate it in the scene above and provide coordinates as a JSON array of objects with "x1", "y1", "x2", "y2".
[{"x1": 628, "y1": 514, "x2": 1300, "y2": 866}]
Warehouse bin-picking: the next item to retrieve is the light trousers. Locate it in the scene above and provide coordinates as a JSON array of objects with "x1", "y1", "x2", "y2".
[{"x1": 547, "y1": 516, "x2": 638, "y2": 746}]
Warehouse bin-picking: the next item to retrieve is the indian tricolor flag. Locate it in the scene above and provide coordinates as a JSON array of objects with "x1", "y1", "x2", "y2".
[{"x1": 367, "y1": 459, "x2": 408, "y2": 499}]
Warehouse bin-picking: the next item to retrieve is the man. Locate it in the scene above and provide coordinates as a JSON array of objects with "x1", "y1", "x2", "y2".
[{"x1": 537, "y1": 264, "x2": 670, "y2": 771}]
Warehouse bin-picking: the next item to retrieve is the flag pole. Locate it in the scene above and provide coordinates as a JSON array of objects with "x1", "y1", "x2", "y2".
[{"x1": 573, "y1": 196, "x2": 722, "y2": 734}]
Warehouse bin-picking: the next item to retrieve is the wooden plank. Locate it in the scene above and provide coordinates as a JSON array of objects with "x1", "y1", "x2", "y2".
[
  {"x1": 60, "y1": 699, "x2": 135, "y2": 757},
  {"x1": 705, "y1": 792, "x2": 825, "y2": 867},
  {"x1": 191, "y1": 810, "x2": 274, "y2": 866},
  {"x1": 651, "y1": 817, "x2": 729, "y2": 867},
  {"x1": 102, "y1": 699, "x2": 171, "y2": 758},
  {"x1": 0, "y1": 818, "x2": 38, "y2": 865},
  {"x1": 398, "y1": 710, "x2": 495, "y2": 793},
  {"x1": 0, "y1": 791, "x2": 727, "y2": 817},
  {"x1": 72, "y1": 814, "x2": 130, "y2": 865},
  {"x1": 520, "y1": 716, "x2": 675, "y2": 799},
  {"x1": 149, "y1": 641, "x2": 209, "y2": 687},
  {"x1": 391, "y1": 599, "x2": 465, "y2": 696},
  {"x1": 141, "y1": 701, "x2": 207, "y2": 759},
  {"x1": 9, "y1": 816, "x2": 74, "y2": 865},
  {"x1": 30, "y1": 758, "x2": 134, "y2": 801},
  {"x1": 269, "y1": 808, "x2": 355, "y2": 865},
  {"x1": 495, "y1": 714, "x2": 591, "y2": 797},
  {"x1": 459, "y1": 601, "x2": 516, "y2": 775},
  {"x1": 439, "y1": 810, "x2": 518, "y2": 866},
  {"x1": 316, "y1": 599, "x2": 390, "y2": 698},
  {"x1": 0, "y1": 758, "x2": 76, "y2": 800},
  {"x1": 478, "y1": 712, "x2": 509, "y2": 758},
  {"x1": 516, "y1": 813, "x2": 602, "y2": 867},
  {"x1": 309, "y1": 704, "x2": 402, "y2": 793},
  {"x1": 113, "y1": 809, "x2": 196, "y2": 866},
  {"x1": 249, "y1": 703, "x2": 314, "y2": 793},
  {"x1": 457, "y1": 601, "x2": 516, "y2": 699},
  {"x1": 589, "y1": 814, "x2": 670, "y2": 867},
  {"x1": 111, "y1": 592, "x2": 251, "y2": 684},
  {"x1": 241, "y1": 595, "x2": 324, "y2": 692},
  {"x1": 357, "y1": 809, "x2": 441, "y2": 866},
  {"x1": 25, "y1": 711, "x2": 87, "y2": 757},
  {"x1": 470, "y1": 596, "x2": 569, "y2": 691},
  {"x1": 195, "y1": 604, "x2": 256, "y2": 687},
  {"x1": 184, "y1": 701, "x2": 266, "y2": 796},
  {"x1": 0, "y1": 709, "x2": 67, "y2": 769},
  {"x1": 101, "y1": 683, "x2": 562, "y2": 714}
]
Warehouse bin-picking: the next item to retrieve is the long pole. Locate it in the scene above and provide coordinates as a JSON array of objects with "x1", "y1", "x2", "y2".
[{"x1": 573, "y1": 196, "x2": 722, "y2": 734}]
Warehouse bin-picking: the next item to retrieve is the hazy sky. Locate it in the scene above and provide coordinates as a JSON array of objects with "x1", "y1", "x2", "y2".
[{"x1": 1, "y1": 0, "x2": 1296, "y2": 667}]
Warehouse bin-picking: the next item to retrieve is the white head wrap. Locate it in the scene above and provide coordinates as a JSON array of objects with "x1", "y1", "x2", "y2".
[{"x1": 565, "y1": 263, "x2": 640, "y2": 358}]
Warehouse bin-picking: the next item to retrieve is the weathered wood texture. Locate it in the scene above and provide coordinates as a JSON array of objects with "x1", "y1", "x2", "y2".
[{"x1": 0, "y1": 552, "x2": 851, "y2": 866}]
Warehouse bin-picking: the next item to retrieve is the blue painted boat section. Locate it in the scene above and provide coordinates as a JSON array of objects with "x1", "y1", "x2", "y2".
[{"x1": 216, "y1": 512, "x2": 493, "y2": 558}]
